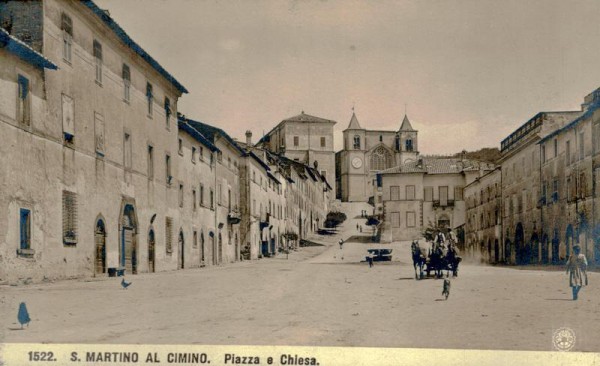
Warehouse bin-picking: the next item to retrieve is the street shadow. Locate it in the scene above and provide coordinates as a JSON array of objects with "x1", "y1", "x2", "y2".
[
  {"x1": 397, "y1": 277, "x2": 415, "y2": 280},
  {"x1": 345, "y1": 235, "x2": 377, "y2": 243},
  {"x1": 7, "y1": 327, "x2": 25, "y2": 331},
  {"x1": 434, "y1": 299, "x2": 447, "y2": 302}
]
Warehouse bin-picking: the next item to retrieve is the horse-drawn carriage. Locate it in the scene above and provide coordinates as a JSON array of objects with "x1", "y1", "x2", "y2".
[{"x1": 411, "y1": 240, "x2": 462, "y2": 280}]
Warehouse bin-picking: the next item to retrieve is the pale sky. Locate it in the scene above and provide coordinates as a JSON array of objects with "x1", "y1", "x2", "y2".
[{"x1": 95, "y1": 0, "x2": 600, "y2": 155}]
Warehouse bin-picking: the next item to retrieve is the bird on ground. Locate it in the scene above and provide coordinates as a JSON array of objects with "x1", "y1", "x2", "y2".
[
  {"x1": 18, "y1": 302, "x2": 30, "y2": 329},
  {"x1": 121, "y1": 278, "x2": 132, "y2": 289}
]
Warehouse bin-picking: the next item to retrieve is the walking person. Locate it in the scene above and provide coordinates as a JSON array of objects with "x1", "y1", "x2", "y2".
[
  {"x1": 339, "y1": 238, "x2": 344, "y2": 250},
  {"x1": 367, "y1": 251, "x2": 374, "y2": 268},
  {"x1": 566, "y1": 245, "x2": 587, "y2": 300}
]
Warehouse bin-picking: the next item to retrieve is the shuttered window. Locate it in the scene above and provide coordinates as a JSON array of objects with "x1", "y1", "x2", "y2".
[
  {"x1": 455, "y1": 186, "x2": 464, "y2": 201},
  {"x1": 93, "y1": 40, "x2": 102, "y2": 83},
  {"x1": 390, "y1": 212, "x2": 400, "y2": 228},
  {"x1": 390, "y1": 186, "x2": 399, "y2": 200},
  {"x1": 406, "y1": 185, "x2": 415, "y2": 200},
  {"x1": 61, "y1": 13, "x2": 73, "y2": 62},
  {"x1": 17, "y1": 74, "x2": 30, "y2": 125},
  {"x1": 146, "y1": 83, "x2": 153, "y2": 116},
  {"x1": 63, "y1": 191, "x2": 78, "y2": 245},
  {"x1": 165, "y1": 217, "x2": 173, "y2": 254},
  {"x1": 122, "y1": 64, "x2": 131, "y2": 102},
  {"x1": 406, "y1": 212, "x2": 416, "y2": 227},
  {"x1": 424, "y1": 186, "x2": 433, "y2": 202},
  {"x1": 164, "y1": 97, "x2": 171, "y2": 128}
]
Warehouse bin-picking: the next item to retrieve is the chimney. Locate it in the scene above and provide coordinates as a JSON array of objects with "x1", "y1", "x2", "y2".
[{"x1": 245, "y1": 130, "x2": 252, "y2": 146}]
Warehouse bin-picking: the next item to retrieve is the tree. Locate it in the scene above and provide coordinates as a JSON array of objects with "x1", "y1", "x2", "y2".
[{"x1": 324, "y1": 211, "x2": 347, "y2": 229}]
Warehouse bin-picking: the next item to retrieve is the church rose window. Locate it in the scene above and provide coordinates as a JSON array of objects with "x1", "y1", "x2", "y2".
[{"x1": 370, "y1": 146, "x2": 392, "y2": 171}]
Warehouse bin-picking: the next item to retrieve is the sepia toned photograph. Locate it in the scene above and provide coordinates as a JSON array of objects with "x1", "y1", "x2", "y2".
[{"x1": 1, "y1": 0, "x2": 600, "y2": 364}]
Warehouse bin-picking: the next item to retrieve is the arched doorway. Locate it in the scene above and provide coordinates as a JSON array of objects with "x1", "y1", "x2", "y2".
[
  {"x1": 552, "y1": 229, "x2": 560, "y2": 264},
  {"x1": 178, "y1": 230, "x2": 185, "y2": 269},
  {"x1": 514, "y1": 223, "x2": 525, "y2": 264},
  {"x1": 148, "y1": 228, "x2": 156, "y2": 273},
  {"x1": 530, "y1": 233, "x2": 539, "y2": 264},
  {"x1": 120, "y1": 203, "x2": 137, "y2": 274},
  {"x1": 494, "y1": 239, "x2": 499, "y2": 263},
  {"x1": 94, "y1": 218, "x2": 106, "y2": 276}
]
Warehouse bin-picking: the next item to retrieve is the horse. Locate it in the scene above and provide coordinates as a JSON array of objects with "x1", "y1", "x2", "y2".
[
  {"x1": 445, "y1": 244, "x2": 462, "y2": 277},
  {"x1": 411, "y1": 241, "x2": 426, "y2": 280}
]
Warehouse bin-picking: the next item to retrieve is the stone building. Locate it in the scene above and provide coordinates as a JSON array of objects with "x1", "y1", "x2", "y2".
[
  {"x1": 377, "y1": 157, "x2": 494, "y2": 242},
  {"x1": 537, "y1": 89, "x2": 600, "y2": 264},
  {"x1": 499, "y1": 110, "x2": 581, "y2": 265},
  {"x1": 177, "y1": 120, "x2": 219, "y2": 269},
  {"x1": 0, "y1": 0, "x2": 188, "y2": 283},
  {"x1": 258, "y1": 112, "x2": 336, "y2": 190},
  {"x1": 464, "y1": 168, "x2": 502, "y2": 263},
  {"x1": 183, "y1": 117, "x2": 243, "y2": 265},
  {"x1": 337, "y1": 112, "x2": 419, "y2": 202}
]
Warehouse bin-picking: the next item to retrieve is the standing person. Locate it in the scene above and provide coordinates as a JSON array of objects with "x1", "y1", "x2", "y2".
[
  {"x1": 339, "y1": 238, "x2": 344, "y2": 249},
  {"x1": 367, "y1": 251, "x2": 374, "y2": 268},
  {"x1": 566, "y1": 245, "x2": 588, "y2": 300}
]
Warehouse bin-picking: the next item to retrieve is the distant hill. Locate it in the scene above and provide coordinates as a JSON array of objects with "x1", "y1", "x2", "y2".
[{"x1": 453, "y1": 147, "x2": 501, "y2": 165}]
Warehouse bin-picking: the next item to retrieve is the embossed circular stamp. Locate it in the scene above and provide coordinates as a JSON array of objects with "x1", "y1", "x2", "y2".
[{"x1": 553, "y1": 327, "x2": 576, "y2": 352}]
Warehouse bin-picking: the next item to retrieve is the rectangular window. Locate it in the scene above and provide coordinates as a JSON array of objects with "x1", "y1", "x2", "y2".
[
  {"x1": 390, "y1": 186, "x2": 400, "y2": 200},
  {"x1": 61, "y1": 93, "x2": 74, "y2": 141},
  {"x1": 541, "y1": 145, "x2": 546, "y2": 164},
  {"x1": 165, "y1": 217, "x2": 173, "y2": 254},
  {"x1": 122, "y1": 64, "x2": 131, "y2": 103},
  {"x1": 200, "y1": 184, "x2": 204, "y2": 206},
  {"x1": 146, "y1": 83, "x2": 153, "y2": 116},
  {"x1": 61, "y1": 13, "x2": 73, "y2": 63},
  {"x1": 147, "y1": 145, "x2": 154, "y2": 179},
  {"x1": 217, "y1": 184, "x2": 222, "y2": 205},
  {"x1": 19, "y1": 208, "x2": 31, "y2": 251},
  {"x1": 94, "y1": 112, "x2": 105, "y2": 156},
  {"x1": 566, "y1": 140, "x2": 571, "y2": 165},
  {"x1": 62, "y1": 191, "x2": 78, "y2": 245},
  {"x1": 439, "y1": 186, "x2": 448, "y2": 206},
  {"x1": 553, "y1": 138, "x2": 558, "y2": 158},
  {"x1": 123, "y1": 133, "x2": 132, "y2": 169},
  {"x1": 406, "y1": 185, "x2": 415, "y2": 200},
  {"x1": 424, "y1": 187, "x2": 433, "y2": 202},
  {"x1": 552, "y1": 179, "x2": 559, "y2": 202},
  {"x1": 200, "y1": 146, "x2": 204, "y2": 161},
  {"x1": 93, "y1": 40, "x2": 102, "y2": 84},
  {"x1": 390, "y1": 212, "x2": 400, "y2": 228},
  {"x1": 164, "y1": 97, "x2": 171, "y2": 129},
  {"x1": 17, "y1": 74, "x2": 30, "y2": 125},
  {"x1": 179, "y1": 184, "x2": 184, "y2": 207},
  {"x1": 166, "y1": 154, "x2": 172, "y2": 185},
  {"x1": 293, "y1": 136, "x2": 299, "y2": 147},
  {"x1": 178, "y1": 138, "x2": 183, "y2": 155},
  {"x1": 455, "y1": 186, "x2": 464, "y2": 201},
  {"x1": 406, "y1": 212, "x2": 416, "y2": 228},
  {"x1": 192, "y1": 189, "x2": 197, "y2": 211},
  {"x1": 320, "y1": 136, "x2": 326, "y2": 148},
  {"x1": 192, "y1": 147, "x2": 196, "y2": 163},
  {"x1": 210, "y1": 189, "x2": 214, "y2": 209}
]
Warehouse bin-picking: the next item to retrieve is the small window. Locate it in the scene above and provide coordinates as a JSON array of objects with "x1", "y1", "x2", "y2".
[
  {"x1": 62, "y1": 191, "x2": 78, "y2": 245},
  {"x1": 193, "y1": 230, "x2": 198, "y2": 248},
  {"x1": 61, "y1": 13, "x2": 73, "y2": 63},
  {"x1": 192, "y1": 147, "x2": 196, "y2": 162},
  {"x1": 566, "y1": 140, "x2": 571, "y2": 165},
  {"x1": 406, "y1": 139, "x2": 413, "y2": 151},
  {"x1": 579, "y1": 131, "x2": 585, "y2": 160},
  {"x1": 406, "y1": 212, "x2": 416, "y2": 228},
  {"x1": 17, "y1": 74, "x2": 30, "y2": 125},
  {"x1": 210, "y1": 189, "x2": 214, "y2": 209},
  {"x1": 192, "y1": 189, "x2": 197, "y2": 211},
  {"x1": 199, "y1": 146, "x2": 204, "y2": 160},
  {"x1": 122, "y1": 64, "x2": 131, "y2": 103},
  {"x1": 390, "y1": 212, "x2": 400, "y2": 228},
  {"x1": 320, "y1": 136, "x2": 326, "y2": 148},
  {"x1": 164, "y1": 97, "x2": 171, "y2": 129},
  {"x1": 390, "y1": 186, "x2": 400, "y2": 200},
  {"x1": 146, "y1": 83, "x2": 153, "y2": 117},
  {"x1": 166, "y1": 154, "x2": 172, "y2": 185},
  {"x1": 147, "y1": 145, "x2": 154, "y2": 179},
  {"x1": 19, "y1": 208, "x2": 32, "y2": 252},
  {"x1": 179, "y1": 184, "x2": 184, "y2": 207},
  {"x1": 455, "y1": 186, "x2": 464, "y2": 201},
  {"x1": 553, "y1": 138, "x2": 558, "y2": 158},
  {"x1": 200, "y1": 184, "x2": 204, "y2": 206},
  {"x1": 178, "y1": 138, "x2": 183, "y2": 155},
  {"x1": 293, "y1": 136, "x2": 299, "y2": 147},
  {"x1": 93, "y1": 40, "x2": 103, "y2": 84},
  {"x1": 406, "y1": 185, "x2": 415, "y2": 200},
  {"x1": 379, "y1": 135, "x2": 383, "y2": 142}
]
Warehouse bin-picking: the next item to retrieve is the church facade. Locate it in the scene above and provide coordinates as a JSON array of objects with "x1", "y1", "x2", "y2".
[{"x1": 336, "y1": 113, "x2": 419, "y2": 202}]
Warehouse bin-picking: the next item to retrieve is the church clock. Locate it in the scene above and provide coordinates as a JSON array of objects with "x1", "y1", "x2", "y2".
[{"x1": 351, "y1": 157, "x2": 363, "y2": 169}]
